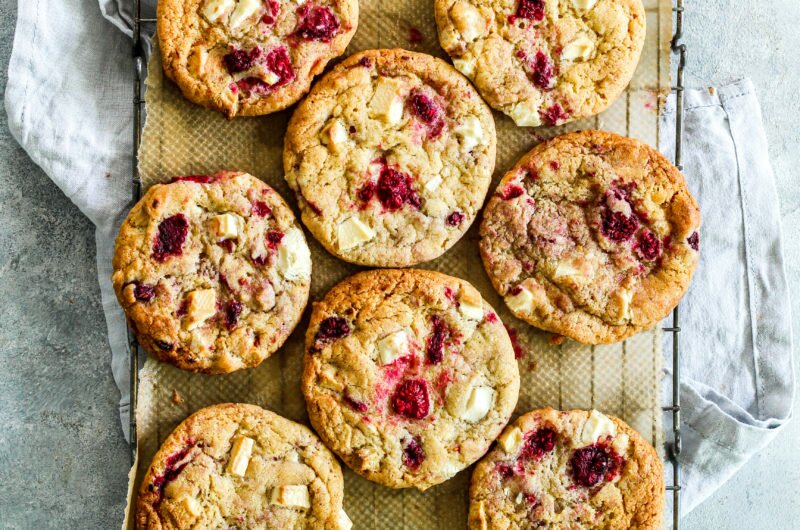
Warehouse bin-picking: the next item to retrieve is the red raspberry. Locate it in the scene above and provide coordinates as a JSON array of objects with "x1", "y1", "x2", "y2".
[
  {"x1": 531, "y1": 51, "x2": 554, "y2": 90},
  {"x1": 636, "y1": 229, "x2": 662, "y2": 261},
  {"x1": 377, "y1": 167, "x2": 421, "y2": 211},
  {"x1": 153, "y1": 214, "x2": 189, "y2": 262},
  {"x1": 516, "y1": 0, "x2": 545, "y2": 21},
  {"x1": 521, "y1": 428, "x2": 557, "y2": 461},
  {"x1": 602, "y1": 211, "x2": 639, "y2": 242},
  {"x1": 540, "y1": 103, "x2": 570, "y2": 125},
  {"x1": 225, "y1": 301, "x2": 244, "y2": 331},
  {"x1": 315, "y1": 316, "x2": 351, "y2": 342},
  {"x1": 391, "y1": 379, "x2": 430, "y2": 419},
  {"x1": 569, "y1": 443, "x2": 623, "y2": 488},
  {"x1": 295, "y1": 6, "x2": 340, "y2": 42},
  {"x1": 171, "y1": 174, "x2": 216, "y2": 184},
  {"x1": 149, "y1": 444, "x2": 195, "y2": 500},
  {"x1": 223, "y1": 47, "x2": 262, "y2": 74},
  {"x1": 263, "y1": 46, "x2": 295, "y2": 87},
  {"x1": 425, "y1": 315, "x2": 449, "y2": 364},
  {"x1": 402, "y1": 436, "x2": 425, "y2": 469},
  {"x1": 253, "y1": 201, "x2": 272, "y2": 217},
  {"x1": 266, "y1": 230, "x2": 284, "y2": 250},
  {"x1": 343, "y1": 392, "x2": 368, "y2": 412},
  {"x1": 133, "y1": 283, "x2": 155, "y2": 302},
  {"x1": 499, "y1": 184, "x2": 525, "y2": 200},
  {"x1": 446, "y1": 211, "x2": 465, "y2": 227},
  {"x1": 357, "y1": 180, "x2": 376, "y2": 203},
  {"x1": 408, "y1": 91, "x2": 439, "y2": 124},
  {"x1": 687, "y1": 231, "x2": 700, "y2": 251}
]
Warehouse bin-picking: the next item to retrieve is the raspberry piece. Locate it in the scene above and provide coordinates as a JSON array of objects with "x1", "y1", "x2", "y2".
[
  {"x1": 446, "y1": 211, "x2": 465, "y2": 227},
  {"x1": 391, "y1": 379, "x2": 430, "y2": 419},
  {"x1": 153, "y1": 214, "x2": 189, "y2": 262},
  {"x1": 402, "y1": 437, "x2": 425, "y2": 470},
  {"x1": 219, "y1": 239, "x2": 235, "y2": 253},
  {"x1": 266, "y1": 230, "x2": 284, "y2": 250},
  {"x1": 496, "y1": 463, "x2": 515, "y2": 479},
  {"x1": 540, "y1": 103, "x2": 570, "y2": 125},
  {"x1": 295, "y1": 6, "x2": 340, "y2": 42},
  {"x1": 426, "y1": 315, "x2": 449, "y2": 364},
  {"x1": 485, "y1": 312, "x2": 499, "y2": 323},
  {"x1": 263, "y1": 46, "x2": 295, "y2": 86},
  {"x1": 687, "y1": 231, "x2": 700, "y2": 251},
  {"x1": 521, "y1": 428, "x2": 557, "y2": 461},
  {"x1": 316, "y1": 316, "x2": 351, "y2": 342},
  {"x1": 636, "y1": 229, "x2": 662, "y2": 261},
  {"x1": 261, "y1": 0, "x2": 280, "y2": 24},
  {"x1": 155, "y1": 340, "x2": 174, "y2": 352},
  {"x1": 602, "y1": 210, "x2": 639, "y2": 242},
  {"x1": 377, "y1": 167, "x2": 421, "y2": 211},
  {"x1": 149, "y1": 444, "x2": 195, "y2": 500},
  {"x1": 358, "y1": 56, "x2": 372, "y2": 68},
  {"x1": 499, "y1": 184, "x2": 525, "y2": 200},
  {"x1": 408, "y1": 91, "x2": 440, "y2": 124},
  {"x1": 253, "y1": 201, "x2": 272, "y2": 217},
  {"x1": 134, "y1": 283, "x2": 155, "y2": 302},
  {"x1": 224, "y1": 301, "x2": 244, "y2": 331},
  {"x1": 223, "y1": 47, "x2": 262, "y2": 74},
  {"x1": 516, "y1": 0, "x2": 545, "y2": 20},
  {"x1": 343, "y1": 392, "x2": 368, "y2": 412},
  {"x1": 357, "y1": 180, "x2": 375, "y2": 203},
  {"x1": 171, "y1": 174, "x2": 216, "y2": 184},
  {"x1": 531, "y1": 51, "x2": 554, "y2": 90},
  {"x1": 569, "y1": 444, "x2": 623, "y2": 488}
]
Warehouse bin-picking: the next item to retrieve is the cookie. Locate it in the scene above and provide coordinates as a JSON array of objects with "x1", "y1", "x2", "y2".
[
  {"x1": 434, "y1": 0, "x2": 646, "y2": 127},
  {"x1": 284, "y1": 49, "x2": 497, "y2": 267},
  {"x1": 112, "y1": 171, "x2": 311, "y2": 373},
  {"x1": 157, "y1": 0, "x2": 358, "y2": 117},
  {"x1": 136, "y1": 403, "x2": 352, "y2": 530},
  {"x1": 302, "y1": 269, "x2": 520, "y2": 490},
  {"x1": 479, "y1": 131, "x2": 700, "y2": 344},
  {"x1": 469, "y1": 408, "x2": 664, "y2": 529}
]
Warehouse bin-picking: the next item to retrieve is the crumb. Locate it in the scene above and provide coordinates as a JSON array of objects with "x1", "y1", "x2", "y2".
[
  {"x1": 708, "y1": 86, "x2": 716, "y2": 95},
  {"x1": 172, "y1": 388, "x2": 184, "y2": 404},
  {"x1": 548, "y1": 334, "x2": 566, "y2": 346}
]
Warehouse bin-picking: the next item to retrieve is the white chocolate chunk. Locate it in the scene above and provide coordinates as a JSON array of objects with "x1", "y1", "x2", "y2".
[
  {"x1": 369, "y1": 78, "x2": 405, "y2": 125},
  {"x1": 184, "y1": 289, "x2": 217, "y2": 330},
  {"x1": 461, "y1": 386, "x2": 495, "y2": 422},
  {"x1": 498, "y1": 426, "x2": 524, "y2": 453},
  {"x1": 226, "y1": 436, "x2": 255, "y2": 477},
  {"x1": 262, "y1": 70, "x2": 281, "y2": 86},
  {"x1": 453, "y1": 116, "x2": 485, "y2": 152},
  {"x1": 424, "y1": 174, "x2": 443, "y2": 193},
  {"x1": 515, "y1": 492, "x2": 524, "y2": 504},
  {"x1": 176, "y1": 496, "x2": 202, "y2": 518},
  {"x1": 554, "y1": 254, "x2": 595, "y2": 280},
  {"x1": 507, "y1": 100, "x2": 542, "y2": 127},
  {"x1": 210, "y1": 213, "x2": 241, "y2": 240},
  {"x1": 440, "y1": 459, "x2": 463, "y2": 478},
  {"x1": 336, "y1": 509, "x2": 353, "y2": 530},
  {"x1": 202, "y1": 0, "x2": 235, "y2": 22},
  {"x1": 320, "y1": 365, "x2": 344, "y2": 391},
  {"x1": 580, "y1": 410, "x2": 618, "y2": 445},
  {"x1": 270, "y1": 484, "x2": 311, "y2": 509},
  {"x1": 571, "y1": 0, "x2": 598, "y2": 12},
  {"x1": 612, "y1": 288, "x2": 634, "y2": 322},
  {"x1": 321, "y1": 119, "x2": 350, "y2": 153},
  {"x1": 377, "y1": 330, "x2": 410, "y2": 365},
  {"x1": 451, "y1": 2, "x2": 485, "y2": 43},
  {"x1": 612, "y1": 432, "x2": 630, "y2": 454},
  {"x1": 229, "y1": 0, "x2": 262, "y2": 29},
  {"x1": 506, "y1": 286, "x2": 534, "y2": 314},
  {"x1": 453, "y1": 56, "x2": 477, "y2": 78},
  {"x1": 277, "y1": 228, "x2": 311, "y2": 280},
  {"x1": 562, "y1": 34, "x2": 595, "y2": 63},
  {"x1": 459, "y1": 289, "x2": 484, "y2": 321},
  {"x1": 190, "y1": 329, "x2": 212, "y2": 352},
  {"x1": 337, "y1": 217, "x2": 375, "y2": 250}
]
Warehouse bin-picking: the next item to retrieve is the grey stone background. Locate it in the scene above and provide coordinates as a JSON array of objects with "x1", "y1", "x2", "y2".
[{"x1": 0, "y1": 0, "x2": 797, "y2": 528}]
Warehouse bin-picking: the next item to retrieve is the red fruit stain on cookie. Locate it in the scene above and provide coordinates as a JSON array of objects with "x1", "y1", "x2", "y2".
[
  {"x1": 569, "y1": 443, "x2": 624, "y2": 488},
  {"x1": 266, "y1": 230, "x2": 284, "y2": 250},
  {"x1": 524, "y1": 493, "x2": 538, "y2": 506},
  {"x1": 153, "y1": 214, "x2": 189, "y2": 262},
  {"x1": 171, "y1": 174, "x2": 216, "y2": 184},
  {"x1": 549, "y1": 160, "x2": 560, "y2": 170},
  {"x1": 377, "y1": 166, "x2": 421, "y2": 211},
  {"x1": 445, "y1": 211, "x2": 465, "y2": 227},
  {"x1": 223, "y1": 46, "x2": 263, "y2": 74},
  {"x1": 426, "y1": 315, "x2": 449, "y2": 364},
  {"x1": 531, "y1": 51, "x2": 554, "y2": 90},
  {"x1": 134, "y1": 283, "x2": 155, "y2": 302},
  {"x1": 687, "y1": 231, "x2": 700, "y2": 251},
  {"x1": 540, "y1": 103, "x2": 570, "y2": 125},
  {"x1": 235, "y1": 47, "x2": 295, "y2": 94},
  {"x1": 497, "y1": 462, "x2": 516, "y2": 479},
  {"x1": 485, "y1": 312, "x2": 499, "y2": 323},
  {"x1": 504, "y1": 324, "x2": 526, "y2": 359},
  {"x1": 261, "y1": 0, "x2": 280, "y2": 25},
  {"x1": 434, "y1": 370, "x2": 454, "y2": 396},
  {"x1": 252, "y1": 200, "x2": 272, "y2": 217},
  {"x1": 295, "y1": 6, "x2": 340, "y2": 42},
  {"x1": 224, "y1": 301, "x2": 244, "y2": 331},
  {"x1": 149, "y1": 443, "x2": 195, "y2": 500},
  {"x1": 343, "y1": 392, "x2": 368, "y2": 412},
  {"x1": 521, "y1": 428, "x2": 557, "y2": 461},
  {"x1": 602, "y1": 211, "x2": 639, "y2": 242},
  {"x1": 500, "y1": 184, "x2": 525, "y2": 200},
  {"x1": 514, "y1": 0, "x2": 545, "y2": 21},
  {"x1": 356, "y1": 180, "x2": 376, "y2": 204},
  {"x1": 402, "y1": 436, "x2": 425, "y2": 469},
  {"x1": 636, "y1": 229, "x2": 662, "y2": 261},
  {"x1": 315, "y1": 316, "x2": 351, "y2": 342},
  {"x1": 358, "y1": 56, "x2": 372, "y2": 68},
  {"x1": 218, "y1": 239, "x2": 235, "y2": 253},
  {"x1": 391, "y1": 379, "x2": 430, "y2": 419},
  {"x1": 408, "y1": 91, "x2": 444, "y2": 137},
  {"x1": 444, "y1": 286, "x2": 457, "y2": 303}
]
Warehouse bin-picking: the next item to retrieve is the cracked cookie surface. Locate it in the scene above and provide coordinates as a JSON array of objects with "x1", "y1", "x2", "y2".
[
  {"x1": 112, "y1": 171, "x2": 311, "y2": 373},
  {"x1": 479, "y1": 131, "x2": 700, "y2": 344},
  {"x1": 157, "y1": 0, "x2": 358, "y2": 117},
  {"x1": 284, "y1": 49, "x2": 497, "y2": 267},
  {"x1": 136, "y1": 403, "x2": 351, "y2": 530},
  {"x1": 434, "y1": 0, "x2": 646, "y2": 126},
  {"x1": 302, "y1": 269, "x2": 520, "y2": 490},
  {"x1": 469, "y1": 408, "x2": 663, "y2": 529}
]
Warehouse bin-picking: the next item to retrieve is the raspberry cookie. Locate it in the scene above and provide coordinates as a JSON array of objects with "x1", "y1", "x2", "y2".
[
  {"x1": 480, "y1": 131, "x2": 700, "y2": 344},
  {"x1": 434, "y1": 0, "x2": 646, "y2": 126},
  {"x1": 302, "y1": 269, "x2": 520, "y2": 490},
  {"x1": 284, "y1": 49, "x2": 497, "y2": 267},
  {"x1": 137, "y1": 403, "x2": 352, "y2": 530},
  {"x1": 157, "y1": 0, "x2": 358, "y2": 117},
  {"x1": 469, "y1": 408, "x2": 663, "y2": 529},
  {"x1": 112, "y1": 171, "x2": 311, "y2": 373}
]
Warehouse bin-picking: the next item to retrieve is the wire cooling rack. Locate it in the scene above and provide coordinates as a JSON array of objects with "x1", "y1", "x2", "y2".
[{"x1": 127, "y1": 0, "x2": 687, "y2": 526}]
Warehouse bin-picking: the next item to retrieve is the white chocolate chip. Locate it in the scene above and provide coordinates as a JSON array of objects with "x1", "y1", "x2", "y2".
[
  {"x1": 321, "y1": 119, "x2": 350, "y2": 153},
  {"x1": 228, "y1": 0, "x2": 262, "y2": 29},
  {"x1": 270, "y1": 484, "x2": 311, "y2": 509},
  {"x1": 453, "y1": 56, "x2": 477, "y2": 78},
  {"x1": 498, "y1": 426, "x2": 524, "y2": 453},
  {"x1": 507, "y1": 100, "x2": 542, "y2": 127},
  {"x1": 461, "y1": 386, "x2": 495, "y2": 422},
  {"x1": 612, "y1": 432, "x2": 630, "y2": 454},
  {"x1": 336, "y1": 509, "x2": 353, "y2": 530},
  {"x1": 580, "y1": 410, "x2": 617, "y2": 445},
  {"x1": 458, "y1": 289, "x2": 484, "y2": 321},
  {"x1": 184, "y1": 289, "x2": 217, "y2": 330},
  {"x1": 453, "y1": 116, "x2": 486, "y2": 153},
  {"x1": 226, "y1": 436, "x2": 255, "y2": 477},
  {"x1": 369, "y1": 77, "x2": 405, "y2": 125},
  {"x1": 202, "y1": 0, "x2": 236, "y2": 22},
  {"x1": 505, "y1": 286, "x2": 535, "y2": 314},
  {"x1": 553, "y1": 254, "x2": 595, "y2": 280},
  {"x1": 176, "y1": 496, "x2": 202, "y2": 518},
  {"x1": 515, "y1": 492, "x2": 524, "y2": 504},
  {"x1": 320, "y1": 365, "x2": 344, "y2": 392},
  {"x1": 376, "y1": 330, "x2": 410, "y2": 365},
  {"x1": 190, "y1": 329, "x2": 212, "y2": 352},
  {"x1": 440, "y1": 459, "x2": 463, "y2": 478},
  {"x1": 451, "y1": 2, "x2": 485, "y2": 43},
  {"x1": 337, "y1": 217, "x2": 375, "y2": 251},
  {"x1": 571, "y1": 0, "x2": 598, "y2": 12},
  {"x1": 611, "y1": 288, "x2": 634, "y2": 322},
  {"x1": 210, "y1": 213, "x2": 241, "y2": 240},
  {"x1": 262, "y1": 70, "x2": 281, "y2": 86},
  {"x1": 562, "y1": 34, "x2": 595, "y2": 63},
  {"x1": 424, "y1": 174, "x2": 443, "y2": 193},
  {"x1": 277, "y1": 228, "x2": 311, "y2": 280}
]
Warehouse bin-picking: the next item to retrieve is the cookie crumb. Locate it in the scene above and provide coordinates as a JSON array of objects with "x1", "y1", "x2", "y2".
[{"x1": 171, "y1": 389, "x2": 183, "y2": 404}]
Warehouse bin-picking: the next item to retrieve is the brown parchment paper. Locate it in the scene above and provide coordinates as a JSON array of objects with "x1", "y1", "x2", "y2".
[{"x1": 124, "y1": 1, "x2": 673, "y2": 527}]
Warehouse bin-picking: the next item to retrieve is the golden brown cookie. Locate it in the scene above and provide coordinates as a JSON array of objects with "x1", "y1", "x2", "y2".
[
  {"x1": 284, "y1": 49, "x2": 497, "y2": 267},
  {"x1": 302, "y1": 269, "x2": 520, "y2": 490},
  {"x1": 434, "y1": 0, "x2": 646, "y2": 126},
  {"x1": 112, "y1": 171, "x2": 311, "y2": 373},
  {"x1": 136, "y1": 403, "x2": 351, "y2": 530},
  {"x1": 157, "y1": 0, "x2": 358, "y2": 117},
  {"x1": 479, "y1": 131, "x2": 701, "y2": 344},
  {"x1": 469, "y1": 408, "x2": 664, "y2": 529}
]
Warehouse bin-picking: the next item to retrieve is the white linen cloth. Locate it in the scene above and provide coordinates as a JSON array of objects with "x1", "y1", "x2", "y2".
[{"x1": 4, "y1": 0, "x2": 793, "y2": 516}]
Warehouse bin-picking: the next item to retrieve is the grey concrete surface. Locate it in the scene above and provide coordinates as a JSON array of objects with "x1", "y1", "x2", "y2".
[{"x1": 0, "y1": 0, "x2": 798, "y2": 528}]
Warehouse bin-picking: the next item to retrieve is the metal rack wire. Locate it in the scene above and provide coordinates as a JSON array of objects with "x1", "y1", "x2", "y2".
[{"x1": 127, "y1": 0, "x2": 687, "y2": 526}]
